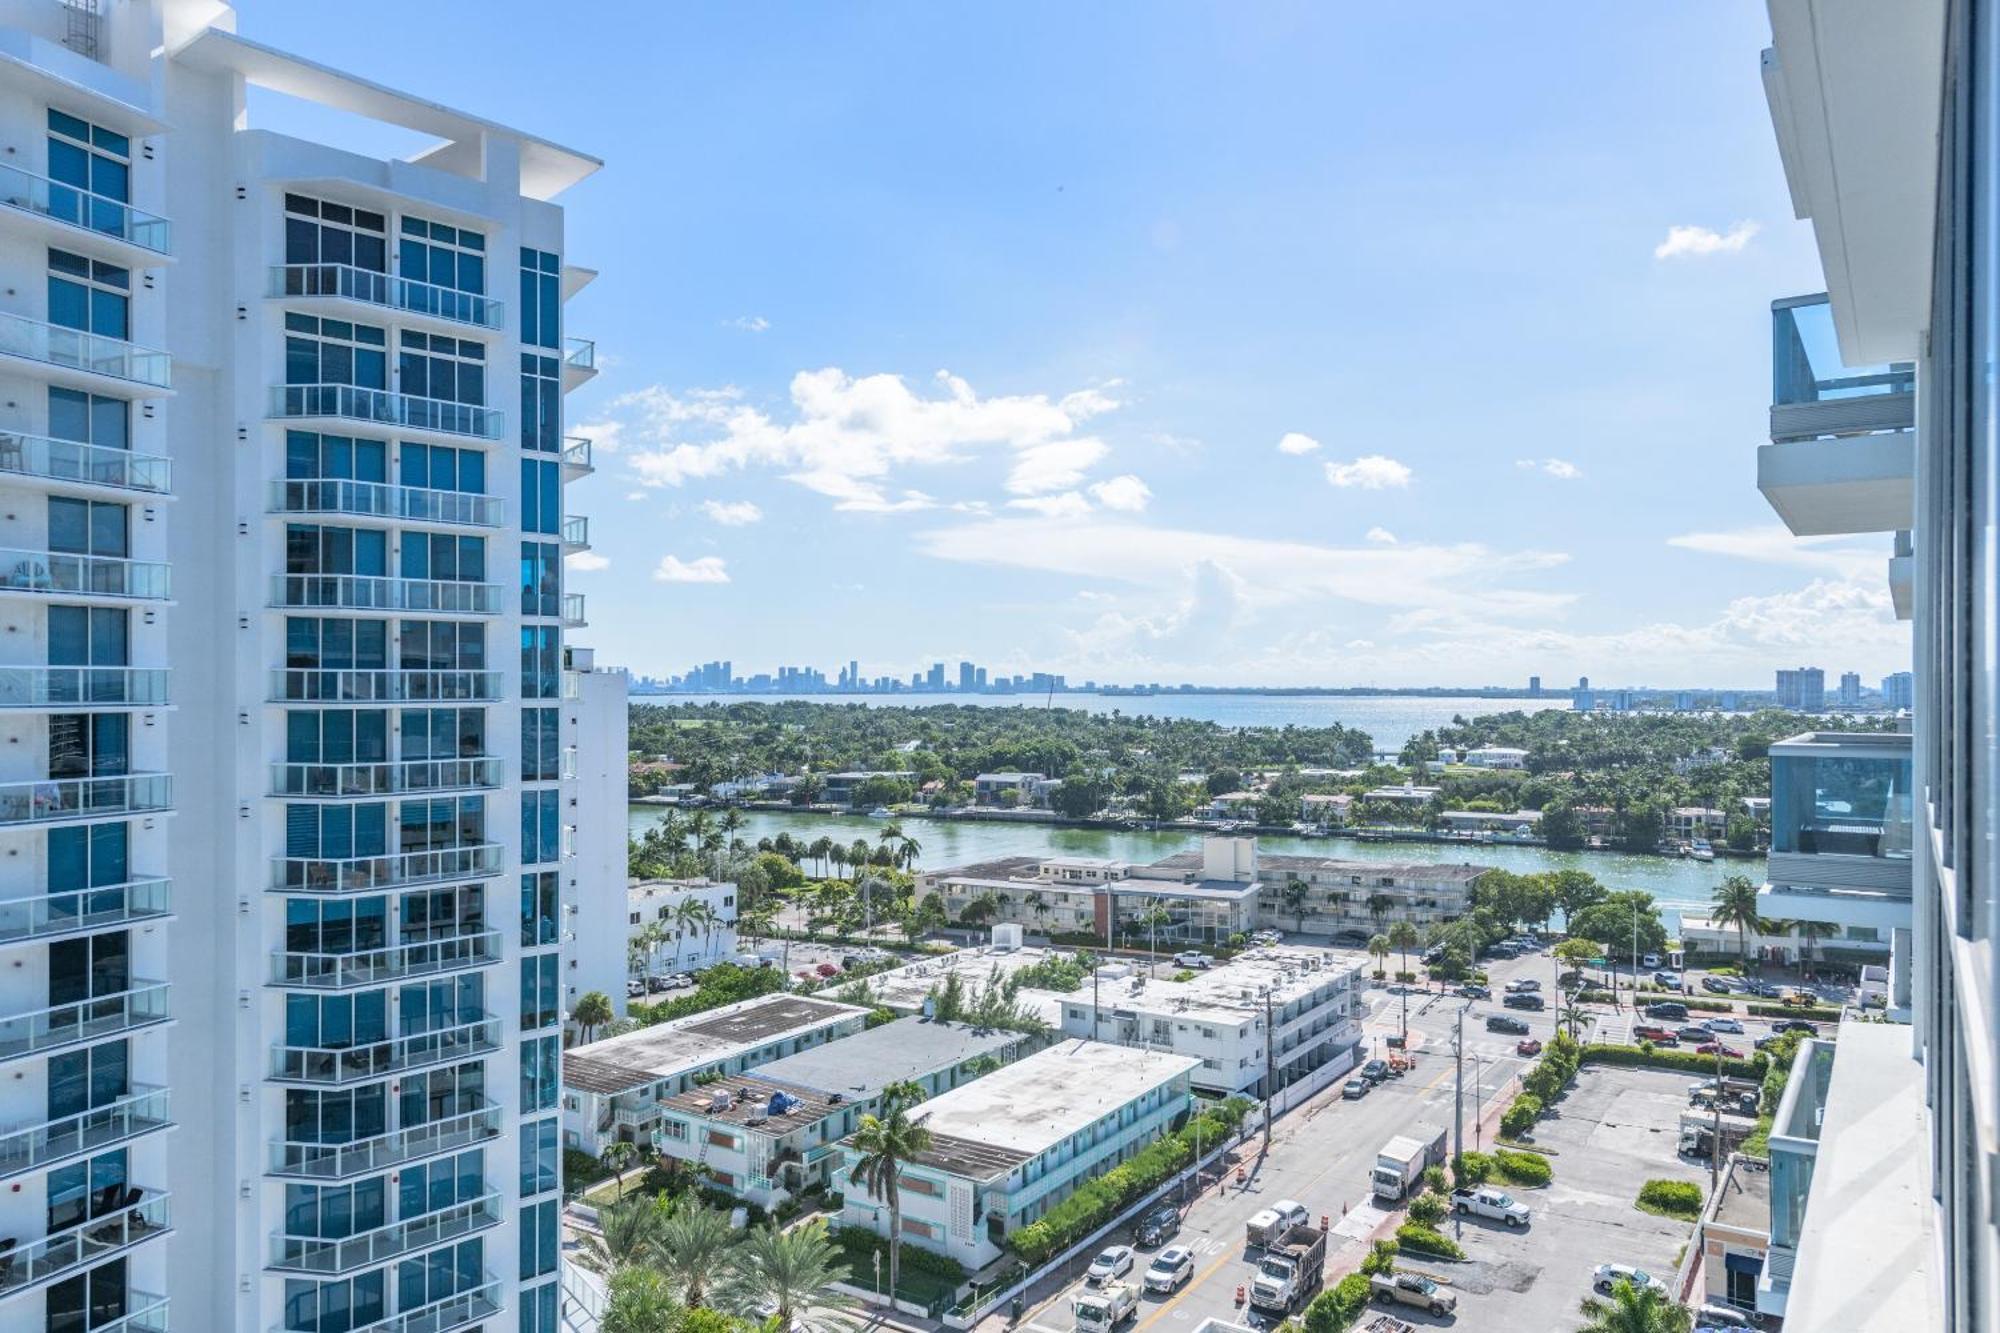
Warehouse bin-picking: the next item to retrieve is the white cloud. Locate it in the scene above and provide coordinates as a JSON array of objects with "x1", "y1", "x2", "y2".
[
  {"x1": 605, "y1": 368, "x2": 1123, "y2": 512},
  {"x1": 1089, "y1": 474, "x2": 1152, "y2": 512},
  {"x1": 1323, "y1": 455, "x2": 1413, "y2": 489},
  {"x1": 1515, "y1": 457, "x2": 1582, "y2": 479},
  {"x1": 653, "y1": 555, "x2": 731, "y2": 584},
  {"x1": 565, "y1": 551, "x2": 610, "y2": 572},
  {"x1": 726, "y1": 315, "x2": 771, "y2": 333},
  {"x1": 700, "y1": 499, "x2": 764, "y2": 526},
  {"x1": 1007, "y1": 492, "x2": 1095, "y2": 520},
  {"x1": 1365, "y1": 527, "x2": 1398, "y2": 545},
  {"x1": 1277, "y1": 432, "x2": 1321, "y2": 456},
  {"x1": 1654, "y1": 220, "x2": 1760, "y2": 260},
  {"x1": 1667, "y1": 525, "x2": 1881, "y2": 580}
]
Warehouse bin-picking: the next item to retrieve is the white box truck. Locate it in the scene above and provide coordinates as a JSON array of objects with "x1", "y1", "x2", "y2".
[{"x1": 1371, "y1": 1123, "x2": 1447, "y2": 1201}]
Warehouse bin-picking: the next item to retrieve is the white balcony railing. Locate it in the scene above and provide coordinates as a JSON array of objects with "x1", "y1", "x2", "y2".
[
  {"x1": 90, "y1": 1292, "x2": 169, "y2": 1333},
  {"x1": 271, "y1": 384, "x2": 499, "y2": 440},
  {"x1": 271, "y1": 670, "x2": 501, "y2": 705},
  {"x1": 0, "y1": 1084, "x2": 170, "y2": 1180},
  {"x1": 0, "y1": 666, "x2": 168, "y2": 708},
  {"x1": 0, "y1": 773, "x2": 171, "y2": 827},
  {"x1": 0, "y1": 549, "x2": 169, "y2": 600},
  {"x1": 562, "y1": 593, "x2": 586, "y2": 626},
  {"x1": 273, "y1": 478, "x2": 502, "y2": 528},
  {"x1": 271, "y1": 757, "x2": 503, "y2": 798},
  {"x1": 272, "y1": 928, "x2": 502, "y2": 989},
  {"x1": 270, "y1": 264, "x2": 502, "y2": 330},
  {"x1": 564, "y1": 337, "x2": 596, "y2": 374},
  {"x1": 270, "y1": 1190, "x2": 501, "y2": 1275},
  {"x1": 0, "y1": 876, "x2": 170, "y2": 946},
  {"x1": 0, "y1": 311, "x2": 170, "y2": 388},
  {"x1": 270, "y1": 1016, "x2": 500, "y2": 1084},
  {"x1": 274, "y1": 844, "x2": 504, "y2": 895},
  {"x1": 0, "y1": 159, "x2": 171, "y2": 254},
  {"x1": 270, "y1": 1101, "x2": 504, "y2": 1180},
  {"x1": 0, "y1": 981, "x2": 170, "y2": 1064},
  {"x1": 561, "y1": 515, "x2": 589, "y2": 550},
  {"x1": 561, "y1": 435, "x2": 594, "y2": 474},
  {"x1": 0, "y1": 429, "x2": 170, "y2": 493},
  {"x1": 341, "y1": 1277, "x2": 500, "y2": 1333},
  {"x1": 0, "y1": 1189, "x2": 170, "y2": 1299},
  {"x1": 273, "y1": 574, "x2": 502, "y2": 615}
]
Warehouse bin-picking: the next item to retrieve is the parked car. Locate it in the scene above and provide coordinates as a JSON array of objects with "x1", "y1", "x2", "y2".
[
  {"x1": 1633, "y1": 1024, "x2": 1681, "y2": 1045},
  {"x1": 626, "y1": 979, "x2": 646, "y2": 998},
  {"x1": 1592, "y1": 1263, "x2": 1668, "y2": 1296},
  {"x1": 1516, "y1": 1038, "x2": 1543, "y2": 1056},
  {"x1": 1678, "y1": 1025, "x2": 1716, "y2": 1044},
  {"x1": 1644, "y1": 1001, "x2": 1690, "y2": 1020},
  {"x1": 1359, "y1": 1059, "x2": 1391, "y2": 1084},
  {"x1": 1703, "y1": 1017, "x2": 1745, "y2": 1034},
  {"x1": 1342, "y1": 1077, "x2": 1371, "y2": 1100},
  {"x1": 1652, "y1": 970, "x2": 1683, "y2": 990},
  {"x1": 1486, "y1": 1014, "x2": 1531, "y2": 1035},
  {"x1": 1455, "y1": 983, "x2": 1491, "y2": 1000},
  {"x1": 1483, "y1": 944, "x2": 1521, "y2": 960},
  {"x1": 1700, "y1": 975, "x2": 1738, "y2": 995},
  {"x1": 1087, "y1": 1247, "x2": 1134, "y2": 1284},
  {"x1": 1143, "y1": 1247, "x2": 1194, "y2": 1294},
  {"x1": 667, "y1": 973, "x2": 695, "y2": 988},
  {"x1": 1772, "y1": 1019, "x2": 1820, "y2": 1036},
  {"x1": 815, "y1": 963, "x2": 840, "y2": 978},
  {"x1": 1747, "y1": 980, "x2": 1785, "y2": 998},
  {"x1": 1504, "y1": 978, "x2": 1541, "y2": 994},
  {"x1": 645, "y1": 975, "x2": 674, "y2": 993},
  {"x1": 1369, "y1": 1273, "x2": 1457, "y2": 1316},
  {"x1": 1502, "y1": 992, "x2": 1545, "y2": 1011},
  {"x1": 1251, "y1": 930, "x2": 1283, "y2": 946},
  {"x1": 1133, "y1": 1204, "x2": 1180, "y2": 1247},
  {"x1": 1697, "y1": 1042, "x2": 1745, "y2": 1058},
  {"x1": 1641, "y1": 953, "x2": 1663, "y2": 969},
  {"x1": 1173, "y1": 951, "x2": 1215, "y2": 970}
]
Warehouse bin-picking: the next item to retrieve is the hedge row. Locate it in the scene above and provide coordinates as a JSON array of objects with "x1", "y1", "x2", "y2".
[
  {"x1": 1394, "y1": 1223, "x2": 1465, "y2": 1260},
  {"x1": 1635, "y1": 1178, "x2": 1704, "y2": 1219},
  {"x1": 1746, "y1": 1002, "x2": 1840, "y2": 1021},
  {"x1": 1301, "y1": 1273, "x2": 1372, "y2": 1333},
  {"x1": 830, "y1": 1224, "x2": 967, "y2": 1281},
  {"x1": 1632, "y1": 990, "x2": 1735, "y2": 1012},
  {"x1": 1493, "y1": 1149, "x2": 1552, "y2": 1187},
  {"x1": 1580, "y1": 1042, "x2": 1765, "y2": 1080}
]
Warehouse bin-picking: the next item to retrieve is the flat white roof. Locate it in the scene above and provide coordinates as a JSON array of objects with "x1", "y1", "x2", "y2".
[
  {"x1": 1071, "y1": 946, "x2": 1364, "y2": 1025},
  {"x1": 563, "y1": 994, "x2": 866, "y2": 1097}
]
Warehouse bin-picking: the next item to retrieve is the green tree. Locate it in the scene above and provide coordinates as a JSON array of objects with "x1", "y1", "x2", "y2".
[
  {"x1": 1540, "y1": 800, "x2": 1584, "y2": 849},
  {"x1": 847, "y1": 1082, "x2": 934, "y2": 1303},
  {"x1": 574, "y1": 990, "x2": 615, "y2": 1044},
  {"x1": 1367, "y1": 933, "x2": 1391, "y2": 977},
  {"x1": 1547, "y1": 869, "x2": 1606, "y2": 927},
  {"x1": 717, "y1": 1221, "x2": 855, "y2": 1328},
  {"x1": 601, "y1": 1140, "x2": 638, "y2": 1192},
  {"x1": 1387, "y1": 920, "x2": 1421, "y2": 976},
  {"x1": 1710, "y1": 875, "x2": 1764, "y2": 975},
  {"x1": 657, "y1": 1204, "x2": 737, "y2": 1308},
  {"x1": 1283, "y1": 876, "x2": 1310, "y2": 932},
  {"x1": 603, "y1": 1265, "x2": 686, "y2": 1333},
  {"x1": 1575, "y1": 1278, "x2": 1694, "y2": 1333},
  {"x1": 1570, "y1": 891, "x2": 1668, "y2": 963},
  {"x1": 576, "y1": 1194, "x2": 670, "y2": 1277}
]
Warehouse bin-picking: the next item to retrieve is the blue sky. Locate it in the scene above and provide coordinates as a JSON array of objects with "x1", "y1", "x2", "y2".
[{"x1": 240, "y1": 2, "x2": 1909, "y2": 688}]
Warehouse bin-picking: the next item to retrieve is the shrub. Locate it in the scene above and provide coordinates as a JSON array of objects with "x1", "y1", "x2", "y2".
[
  {"x1": 830, "y1": 1225, "x2": 967, "y2": 1280},
  {"x1": 1301, "y1": 1273, "x2": 1372, "y2": 1333},
  {"x1": 1407, "y1": 1191, "x2": 1447, "y2": 1226},
  {"x1": 1500, "y1": 1093, "x2": 1541, "y2": 1138},
  {"x1": 1746, "y1": 1002, "x2": 1840, "y2": 1021},
  {"x1": 1492, "y1": 1149, "x2": 1552, "y2": 1187},
  {"x1": 1576, "y1": 988, "x2": 1615, "y2": 1004},
  {"x1": 1635, "y1": 1178, "x2": 1704, "y2": 1219},
  {"x1": 1453, "y1": 1151, "x2": 1494, "y2": 1187},
  {"x1": 1358, "y1": 1239, "x2": 1399, "y2": 1276},
  {"x1": 1421, "y1": 1165, "x2": 1449, "y2": 1195},
  {"x1": 1522, "y1": 1061, "x2": 1568, "y2": 1102},
  {"x1": 1581, "y1": 1042, "x2": 1763, "y2": 1080},
  {"x1": 1394, "y1": 1224, "x2": 1465, "y2": 1260}
]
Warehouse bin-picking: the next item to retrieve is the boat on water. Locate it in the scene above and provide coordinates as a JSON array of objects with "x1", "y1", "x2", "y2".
[
  {"x1": 1690, "y1": 839, "x2": 1716, "y2": 862},
  {"x1": 865, "y1": 806, "x2": 892, "y2": 819}
]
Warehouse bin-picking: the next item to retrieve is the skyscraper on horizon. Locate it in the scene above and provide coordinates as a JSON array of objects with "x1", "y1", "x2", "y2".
[{"x1": 1775, "y1": 666, "x2": 1827, "y2": 711}]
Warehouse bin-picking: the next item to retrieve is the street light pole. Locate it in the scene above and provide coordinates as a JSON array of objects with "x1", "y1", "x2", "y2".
[{"x1": 1452, "y1": 1004, "x2": 1466, "y2": 1173}]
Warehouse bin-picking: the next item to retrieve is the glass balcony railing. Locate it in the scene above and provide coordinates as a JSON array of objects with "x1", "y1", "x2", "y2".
[
  {"x1": 332, "y1": 1277, "x2": 500, "y2": 1333},
  {"x1": 89, "y1": 1292, "x2": 169, "y2": 1333},
  {"x1": 561, "y1": 670, "x2": 581, "y2": 701},
  {"x1": 560, "y1": 746, "x2": 578, "y2": 781},
  {"x1": 0, "y1": 980, "x2": 170, "y2": 1064},
  {"x1": 271, "y1": 384, "x2": 500, "y2": 441},
  {"x1": 273, "y1": 479, "x2": 502, "y2": 528},
  {"x1": 561, "y1": 435, "x2": 594, "y2": 474},
  {"x1": 273, "y1": 574, "x2": 501, "y2": 615},
  {"x1": 0, "y1": 311, "x2": 170, "y2": 388},
  {"x1": 1771, "y1": 295, "x2": 1917, "y2": 443},
  {"x1": 0, "y1": 666, "x2": 169, "y2": 708},
  {"x1": 562, "y1": 515, "x2": 590, "y2": 550},
  {"x1": 0, "y1": 774, "x2": 171, "y2": 827},
  {"x1": 271, "y1": 670, "x2": 502, "y2": 705},
  {"x1": 270, "y1": 1101, "x2": 504, "y2": 1180},
  {"x1": 274, "y1": 844, "x2": 504, "y2": 895},
  {"x1": 272, "y1": 757, "x2": 503, "y2": 798},
  {"x1": 269, "y1": 264, "x2": 502, "y2": 330},
  {"x1": 0, "y1": 1083, "x2": 170, "y2": 1181},
  {"x1": 271, "y1": 928, "x2": 502, "y2": 990},
  {"x1": 0, "y1": 160, "x2": 171, "y2": 254},
  {"x1": 562, "y1": 592, "x2": 586, "y2": 626},
  {"x1": 0, "y1": 429, "x2": 170, "y2": 493},
  {"x1": 0, "y1": 548, "x2": 169, "y2": 600},
  {"x1": 270, "y1": 1016, "x2": 501, "y2": 1084},
  {"x1": 270, "y1": 1190, "x2": 501, "y2": 1275},
  {"x1": 564, "y1": 337, "x2": 596, "y2": 374},
  {"x1": 0, "y1": 876, "x2": 171, "y2": 946},
  {"x1": 0, "y1": 1189, "x2": 170, "y2": 1300}
]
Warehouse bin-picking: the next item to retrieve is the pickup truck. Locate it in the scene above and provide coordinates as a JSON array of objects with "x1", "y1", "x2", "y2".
[
  {"x1": 1248, "y1": 1225, "x2": 1327, "y2": 1316},
  {"x1": 1071, "y1": 1283, "x2": 1137, "y2": 1332},
  {"x1": 1245, "y1": 1199, "x2": 1310, "y2": 1248},
  {"x1": 1451, "y1": 1186, "x2": 1531, "y2": 1227},
  {"x1": 1369, "y1": 1273, "x2": 1457, "y2": 1316}
]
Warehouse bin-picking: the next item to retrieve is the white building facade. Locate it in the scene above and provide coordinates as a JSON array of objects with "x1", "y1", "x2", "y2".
[
  {"x1": 564, "y1": 647, "x2": 628, "y2": 1018},
  {"x1": 0, "y1": 4, "x2": 601, "y2": 1330},
  {"x1": 627, "y1": 878, "x2": 739, "y2": 977}
]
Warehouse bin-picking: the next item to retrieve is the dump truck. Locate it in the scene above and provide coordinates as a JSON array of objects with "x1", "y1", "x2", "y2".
[
  {"x1": 1072, "y1": 1282, "x2": 1137, "y2": 1332},
  {"x1": 1371, "y1": 1123, "x2": 1448, "y2": 1201},
  {"x1": 1248, "y1": 1224, "x2": 1328, "y2": 1316},
  {"x1": 1678, "y1": 1108, "x2": 1761, "y2": 1158}
]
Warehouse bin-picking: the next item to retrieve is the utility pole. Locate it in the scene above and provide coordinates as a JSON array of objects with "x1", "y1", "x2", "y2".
[
  {"x1": 1711, "y1": 1041, "x2": 1724, "y2": 1191},
  {"x1": 1452, "y1": 1004, "x2": 1466, "y2": 1174},
  {"x1": 1473, "y1": 1053, "x2": 1484, "y2": 1149}
]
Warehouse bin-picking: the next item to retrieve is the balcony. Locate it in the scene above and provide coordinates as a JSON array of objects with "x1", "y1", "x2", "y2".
[
  {"x1": 271, "y1": 928, "x2": 502, "y2": 989},
  {"x1": 272, "y1": 479, "x2": 502, "y2": 529},
  {"x1": 0, "y1": 160, "x2": 171, "y2": 257},
  {"x1": 0, "y1": 1084, "x2": 170, "y2": 1182},
  {"x1": 0, "y1": 549, "x2": 169, "y2": 601},
  {"x1": 273, "y1": 574, "x2": 502, "y2": 617},
  {"x1": 270, "y1": 384, "x2": 500, "y2": 442},
  {"x1": 0, "y1": 311, "x2": 170, "y2": 392},
  {"x1": 561, "y1": 435, "x2": 594, "y2": 476},
  {"x1": 269, "y1": 1101, "x2": 504, "y2": 1180},
  {"x1": 562, "y1": 592, "x2": 586, "y2": 627},
  {"x1": 269, "y1": 264, "x2": 503, "y2": 331},
  {"x1": 273, "y1": 843, "x2": 504, "y2": 895},
  {"x1": 330, "y1": 1277, "x2": 500, "y2": 1333},
  {"x1": 0, "y1": 667, "x2": 168, "y2": 709},
  {"x1": 562, "y1": 515, "x2": 590, "y2": 552},
  {"x1": 86, "y1": 1292, "x2": 169, "y2": 1333},
  {"x1": 269, "y1": 1015, "x2": 501, "y2": 1084},
  {"x1": 1760, "y1": 295, "x2": 1915, "y2": 536},
  {"x1": 0, "y1": 981, "x2": 170, "y2": 1065},
  {"x1": 0, "y1": 877, "x2": 171, "y2": 948},
  {"x1": 270, "y1": 1192, "x2": 500, "y2": 1276},
  {"x1": 271, "y1": 669, "x2": 501, "y2": 705},
  {"x1": 0, "y1": 1189, "x2": 170, "y2": 1300},
  {"x1": 0, "y1": 774, "x2": 171, "y2": 828},
  {"x1": 272, "y1": 757, "x2": 503, "y2": 798},
  {"x1": 563, "y1": 336, "x2": 597, "y2": 388},
  {"x1": 0, "y1": 429, "x2": 170, "y2": 495}
]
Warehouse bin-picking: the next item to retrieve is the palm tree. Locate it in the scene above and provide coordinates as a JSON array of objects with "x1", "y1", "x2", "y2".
[
  {"x1": 601, "y1": 1140, "x2": 638, "y2": 1193},
  {"x1": 1388, "y1": 920, "x2": 1420, "y2": 977},
  {"x1": 573, "y1": 990, "x2": 614, "y2": 1044},
  {"x1": 809, "y1": 836, "x2": 834, "y2": 879},
  {"x1": 1366, "y1": 933, "x2": 1391, "y2": 978},
  {"x1": 1367, "y1": 893, "x2": 1395, "y2": 935},
  {"x1": 828, "y1": 844, "x2": 849, "y2": 881},
  {"x1": 576, "y1": 1193, "x2": 670, "y2": 1276},
  {"x1": 657, "y1": 1203, "x2": 737, "y2": 1308},
  {"x1": 1710, "y1": 875, "x2": 1763, "y2": 977},
  {"x1": 1282, "y1": 876, "x2": 1309, "y2": 932},
  {"x1": 603, "y1": 1265, "x2": 685, "y2": 1333},
  {"x1": 897, "y1": 831, "x2": 922, "y2": 871},
  {"x1": 718, "y1": 1221, "x2": 857, "y2": 1328},
  {"x1": 1558, "y1": 994, "x2": 1588, "y2": 1041},
  {"x1": 1575, "y1": 1278, "x2": 1693, "y2": 1333},
  {"x1": 673, "y1": 898, "x2": 707, "y2": 969},
  {"x1": 847, "y1": 1081, "x2": 933, "y2": 1304},
  {"x1": 719, "y1": 807, "x2": 745, "y2": 857}
]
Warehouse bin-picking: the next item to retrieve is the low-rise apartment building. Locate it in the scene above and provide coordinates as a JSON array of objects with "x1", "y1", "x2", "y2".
[
  {"x1": 835, "y1": 1039, "x2": 1200, "y2": 1269},
  {"x1": 973, "y1": 771, "x2": 1045, "y2": 805},
  {"x1": 627, "y1": 877, "x2": 739, "y2": 975},
  {"x1": 1666, "y1": 807, "x2": 1729, "y2": 840},
  {"x1": 560, "y1": 994, "x2": 869, "y2": 1157}
]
